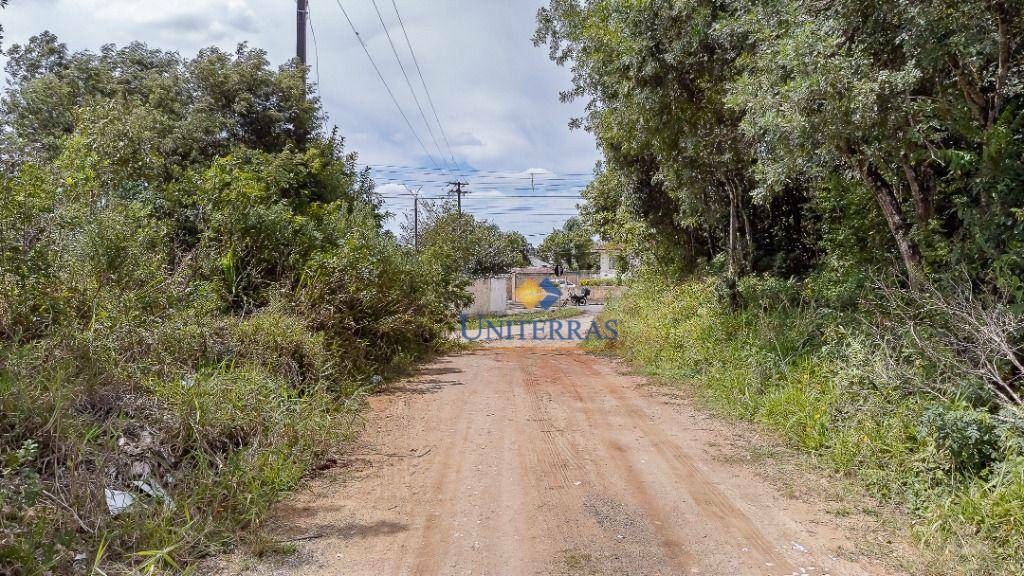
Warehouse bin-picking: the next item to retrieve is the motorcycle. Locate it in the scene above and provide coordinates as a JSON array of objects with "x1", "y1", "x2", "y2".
[{"x1": 569, "y1": 286, "x2": 590, "y2": 306}]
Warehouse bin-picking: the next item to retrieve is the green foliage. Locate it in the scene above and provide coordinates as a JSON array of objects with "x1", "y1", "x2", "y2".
[
  {"x1": 2, "y1": 35, "x2": 320, "y2": 167},
  {"x1": 537, "y1": 0, "x2": 1024, "y2": 301},
  {"x1": 920, "y1": 406, "x2": 1000, "y2": 475},
  {"x1": 409, "y1": 201, "x2": 530, "y2": 277},
  {"x1": 535, "y1": 0, "x2": 821, "y2": 279},
  {"x1": 0, "y1": 36, "x2": 466, "y2": 574},
  {"x1": 579, "y1": 277, "x2": 621, "y2": 287},
  {"x1": 536, "y1": 217, "x2": 597, "y2": 270},
  {"x1": 599, "y1": 273, "x2": 1024, "y2": 571}
]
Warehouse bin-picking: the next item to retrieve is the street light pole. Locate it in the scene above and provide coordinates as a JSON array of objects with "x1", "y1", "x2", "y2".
[{"x1": 297, "y1": 0, "x2": 308, "y2": 66}]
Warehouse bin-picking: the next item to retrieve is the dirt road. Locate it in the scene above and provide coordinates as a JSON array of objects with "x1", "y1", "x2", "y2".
[{"x1": 244, "y1": 318, "x2": 907, "y2": 576}]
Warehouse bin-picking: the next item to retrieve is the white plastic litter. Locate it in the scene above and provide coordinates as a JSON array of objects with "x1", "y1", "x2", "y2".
[
  {"x1": 130, "y1": 479, "x2": 174, "y2": 507},
  {"x1": 105, "y1": 488, "x2": 135, "y2": 515}
]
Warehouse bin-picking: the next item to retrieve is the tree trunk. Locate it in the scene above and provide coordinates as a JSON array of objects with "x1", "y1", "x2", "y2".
[
  {"x1": 856, "y1": 156, "x2": 926, "y2": 288},
  {"x1": 738, "y1": 190, "x2": 754, "y2": 271},
  {"x1": 728, "y1": 187, "x2": 737, "y2": 280},
  {"x1": 900, "y1": 153, "x2": 933, "y2": 226},
  {"x1": 726, "y1": 186, "x2": 740, "y2": 308},
  {"x1": 992, "y1": 0, "x2": 1011, "y2": 128}
]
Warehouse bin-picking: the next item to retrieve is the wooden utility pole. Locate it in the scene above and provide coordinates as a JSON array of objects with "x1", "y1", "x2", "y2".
[
  {"x1": 297, "y1": 0, "x2": 308, "y2": 66},
  {"x1": 448, "y1": 181, "x2": 469, "y2": 215}
]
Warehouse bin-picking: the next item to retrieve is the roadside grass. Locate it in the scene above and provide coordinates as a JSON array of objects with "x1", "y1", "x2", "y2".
[
  {"x1": 0, "y1": 307, "x2": 363, "y2": 574},
  {"x1": 593, "y1": 274, "x2": 1024, "y2": 575},
  {"x1": 0, "y1": 191, "x2": 460, "y2": 573}
]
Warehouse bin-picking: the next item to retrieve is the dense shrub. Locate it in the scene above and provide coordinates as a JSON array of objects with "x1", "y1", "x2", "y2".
[
  {"x1": 598, "y1": 273, "x2": 1024, "y2": 572},
  {"x1": 0, "y1": 37, "x2": 466, "y2": 574},
  {"x1": 579, "y1": 277, "x2": 622, "y2": 287}
]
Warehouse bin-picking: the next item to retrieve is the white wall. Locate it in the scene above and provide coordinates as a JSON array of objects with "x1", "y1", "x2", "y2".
[{"x1": 463, "y1": 276, "x2": 509, "y2": 316}]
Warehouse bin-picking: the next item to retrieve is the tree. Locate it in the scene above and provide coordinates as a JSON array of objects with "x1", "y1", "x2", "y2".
[
  {"x1": 408, "y1": 202, "x2": 530, "y2": 277},
  {"x1": 537, "y1": 217, "x2": 597, "y2": 270},
  {"x1": 535, "y1": 0, "x2": 820, "y2": 284},
  {"x1": 729, "y1": 0, "x2": 1021, "y2": 289},
  {"x1": 0, "y1": 1, "x2": 9, "y2": 47},
  {"x1": 2, "y1": 35, "x2": 320, "y2": 165},
  {"x1": 537, "y1": 0, "x2": 1023, "y2": 300}
]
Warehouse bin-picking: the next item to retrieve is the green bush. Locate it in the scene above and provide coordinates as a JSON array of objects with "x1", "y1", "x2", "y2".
[
  {"x1": 0, "y1": 37, "x2": 467, "y2": 574},
  {"x1": 579, "y1": 277, "x2": 623, "y2": 286},
  {"x1": 598, "y1": 272, "x2": 1024, "y2": 571},
  {"x1": 920, "y1": 406, "x2": 1000, "y2": 476}
]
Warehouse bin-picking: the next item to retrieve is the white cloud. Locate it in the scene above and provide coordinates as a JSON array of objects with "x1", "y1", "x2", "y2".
[
  {"x1": 375, "y1": 183, "x2": 408, "y2": 196},
  {"x1": 470, "y1": 190, "x2": 507, "y2": 198}
]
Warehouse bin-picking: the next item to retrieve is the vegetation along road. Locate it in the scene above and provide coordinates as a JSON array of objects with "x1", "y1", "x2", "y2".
[{"x1": 4, "y1": 0, "x2": 1022, "y2": 574}]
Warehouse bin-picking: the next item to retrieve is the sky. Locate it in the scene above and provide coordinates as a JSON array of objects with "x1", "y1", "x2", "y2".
[{"x1": 1, "y1": 0, "x2": 598, "y2": 242}]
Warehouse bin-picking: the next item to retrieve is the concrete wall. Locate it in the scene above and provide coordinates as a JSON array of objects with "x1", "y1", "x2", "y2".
[
  {"x1": 463, "y1": 276, "x2": 509, "y2": 316},
  {"x1": 584, "y1": 285, "x2": 627, "y2": 304}
]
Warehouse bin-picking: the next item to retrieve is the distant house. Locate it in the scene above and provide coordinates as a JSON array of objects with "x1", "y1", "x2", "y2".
[{"x1": 595, "y1": 242, "x2": 622, "y2": 278}]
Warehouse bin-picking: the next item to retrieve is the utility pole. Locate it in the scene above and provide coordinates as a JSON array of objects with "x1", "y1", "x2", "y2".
[
  {"x1": 296, "y1": 0, "x2": 308, "y2": 66},
  {"x1": 404, "y1": 185, "x2": 422, "y2": 251},
  {"x1": 448, "y1": 181, "x2": 470, "y2": 215}
]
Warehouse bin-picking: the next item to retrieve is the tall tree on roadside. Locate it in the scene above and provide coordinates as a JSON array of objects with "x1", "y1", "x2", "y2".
[
  {"x1": 535, "y1": 0, "x2": 819, "y2": 282},
  {"x1": 538, "y1": 0, "x2": 1022, "y2": 296},
  {"x1": 729, "y1": 0, "x2": 1022, "y2": 288}
]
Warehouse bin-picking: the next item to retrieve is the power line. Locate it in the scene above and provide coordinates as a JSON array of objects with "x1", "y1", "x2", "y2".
[
  {"x1": 333, "y1": 0, "x2": 442, "y2": 170},
  {"x1": 375, "y1": 185, "x2": 587, "y2": 193},
  {"x1": 374, "y1": 181, "x2": 588, "y2": 189},
  {"x1": 370, "y1": 174, "x2": 592, "y2": 183},
  {"x1": 376, "y1": 185, "x2": 588, "y2": 193},
  {"x1": 390, "y1": 0, "x2": 462, "y2": 173},
  {"x1": 369, "y1": 0, "x2": 451, "y2": 173},
  {"x1": 377, "y1": 194, "x2": 583, "y2": 199},
  {"x1": 359, "y1": 163, "x2": 595, "y2": 176}
]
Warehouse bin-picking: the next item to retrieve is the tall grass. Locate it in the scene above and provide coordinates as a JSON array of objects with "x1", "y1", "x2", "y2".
[
  {"x1": 0, "y1": 150, "x2": 461, "y2": 575},
  {"x1": 598, "y1": 274, "x2": 1024, "y2": 574},
  {"x1": 0, "y1": 305, "x2": 356, "y2": 573}
]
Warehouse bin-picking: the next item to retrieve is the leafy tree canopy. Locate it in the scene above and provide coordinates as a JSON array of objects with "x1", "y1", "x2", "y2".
[
  {"x1": 3, "y1": 32, "x2": 320, "y2": 168},
  {"x1": 537, "y1": 216, "x2": 598, "y2": 270},
  {"x1": 407, "y1": 202, "x2": 531, "y2": 277},
  {"x1": 536, "y1": 0, "x2": 1024, "y2": 303}
]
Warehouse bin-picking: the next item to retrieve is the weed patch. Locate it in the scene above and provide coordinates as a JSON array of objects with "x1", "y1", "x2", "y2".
[{"x1": 597, "y1": 274, "x2": 1024, "y2": 574}]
